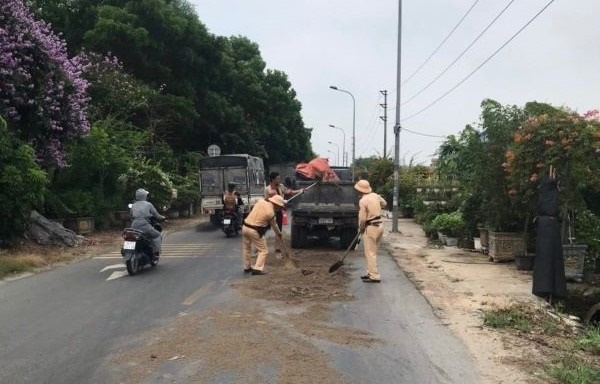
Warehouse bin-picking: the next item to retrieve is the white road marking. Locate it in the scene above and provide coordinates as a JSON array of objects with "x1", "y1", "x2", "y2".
[
  {"x1": 95, "y1": 255, "x2": 206, "y2": 259},
  {"x1": 100, "y1": 264, "x2": 125, "y2": 272},
  {"x1": 94, "y1": 244, "x2": 220, "y2": 259},
  {"x1": 106, "y1": 271, "x2": 129, "y2": 281}
]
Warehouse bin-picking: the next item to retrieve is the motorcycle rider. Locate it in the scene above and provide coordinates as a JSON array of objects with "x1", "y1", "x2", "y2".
[
  {"x1": 130, "y1": 188, "x2": 165, "y2": 259},
  {"x1": 222, "y1": 181, "x2": 244, "y2": 228}
]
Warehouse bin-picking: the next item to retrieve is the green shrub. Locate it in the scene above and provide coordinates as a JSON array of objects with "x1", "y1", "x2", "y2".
[
  {"x1": 482, "y1": 307, "x2": 532, "y2": 332},
  {"x1": 118, "y1": 159, "x2": 174, "y2": 212},
  {"x1": 169, "y1": 174, "x2": 199, "y2": 210},
  {"x1": 431, "y1": 211, "x2": 465, "y2": 237},
  {"x1": 58, "y1": 190, "x2": 95, "y2": 217},
  {"x1": 0, "y1": 116, "x2": 47, "y2": 243}
]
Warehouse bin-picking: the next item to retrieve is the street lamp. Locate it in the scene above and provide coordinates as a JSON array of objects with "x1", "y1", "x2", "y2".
[
  {"x1": 327, "y1": 150, "x2": 336, "y2": 166},
  {"x1": 328, "y1": 141, "x2": 340, "y2": 166},
  {"x1": 329, "y1": 85, "x2": 356, "y2": 180},
  {"x1": 328, "y1": 124, "x2": 346, "y2": 166}
]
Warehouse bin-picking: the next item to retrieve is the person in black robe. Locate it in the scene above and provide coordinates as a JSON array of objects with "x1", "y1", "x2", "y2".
[{"x1": 532, "y1": 166, "x2": 568, "y2": 302}]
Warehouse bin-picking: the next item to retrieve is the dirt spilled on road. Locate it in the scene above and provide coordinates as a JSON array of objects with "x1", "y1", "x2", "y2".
[
  {"x1": 232, "y1": 248, "x2": 355, "y2": 303},
  {"x1": 111, "y1": 245, "x2": 379, "y2": 383}
]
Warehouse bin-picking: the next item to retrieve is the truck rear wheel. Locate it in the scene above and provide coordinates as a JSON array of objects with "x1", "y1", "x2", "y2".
[
  {"x1": 340, "y1": 227, "x2": 358, "y2": 249},
  {"x1": 291, "y1": 225, "x2": 308, "y2": 248}
]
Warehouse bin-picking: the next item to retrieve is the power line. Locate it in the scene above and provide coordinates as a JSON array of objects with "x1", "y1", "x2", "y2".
[
  {"x1": 402, "y1": 0, "x2": 517, "y2": 106},
  {"x1": 401, "y1": 0, "x2": 557, "y2": 123},
  {"x1": 401, "y1": 0, "x2": 481, "y2": 86},
  {"x1": 402, "y1": 127, "x2": 447, "y2": 138},
  {"x1": 356, "y1": 95, "x2": 384, "y2": 156}
]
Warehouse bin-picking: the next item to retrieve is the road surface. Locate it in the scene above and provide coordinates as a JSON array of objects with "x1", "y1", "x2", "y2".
[{"x1": 0, "y1": 221, "x2": 479, "y2": 383}]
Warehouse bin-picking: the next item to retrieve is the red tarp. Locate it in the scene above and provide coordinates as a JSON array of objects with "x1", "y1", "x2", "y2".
[{"x1": 295, "y1": 157, "x2": 339, "y2": 181}]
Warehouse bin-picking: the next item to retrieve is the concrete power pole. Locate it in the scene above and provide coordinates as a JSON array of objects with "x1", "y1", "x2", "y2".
[
  {"x1": 392, "y1": 0, "x2": 402, "y2": 233},
  {"x1": 379, "y1": 90, "x2": 388, "y2": 159}
]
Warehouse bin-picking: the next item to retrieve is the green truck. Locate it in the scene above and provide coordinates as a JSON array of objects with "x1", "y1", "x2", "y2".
[{"x1": 288, "y1": 168, "x2": 359, "y2": 249}]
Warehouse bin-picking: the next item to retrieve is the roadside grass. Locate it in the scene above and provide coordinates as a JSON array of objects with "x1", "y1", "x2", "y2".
[
  {"x1": 0, "y1": 251, "x2": 45, "y2": 277},
  {"x1": 576, "y1": 326, "x2": 600, "y2": 355},
  {"x1": 483, "y1": 305, "x2": 600, "y2": 383},
  {"x1": 483, "y1": 306, "x2": 533, "y2": 332},
  {"x1": 547, "y1": 354, "x2": 600, "y2": 384},
  {"x1": 0, "y1": 216, "x2": 206, "y2": 280},
  {"x1": 0, "y1": 245, "x2": 81, "y2": 279}
]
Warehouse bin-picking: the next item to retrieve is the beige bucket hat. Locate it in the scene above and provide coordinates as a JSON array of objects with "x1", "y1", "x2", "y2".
[
  {"x1": 268, "y1": 194, "x2": 287, "y2": 207},
  {"x1": 354, "y1": 179, "x2": 372, "y2": 194}
]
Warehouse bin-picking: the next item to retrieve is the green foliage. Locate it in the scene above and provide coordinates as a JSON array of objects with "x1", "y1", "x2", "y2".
[
  {"x1": 505, "y1": 106, "x2": 600, "y2": 225},
  {"x1": 482, "y1": 307, "x2": 532, "y2": 332},
  {"x1": 576, "y1": 326, "x2": 600, "y2": 355},
  {"x1": 547, "y1": 355, "x2": 600, "y2": 384},
  {"x1": 0, "y1": 116, "x2": 47, "y2": 242},
  {"x1": 56, "y1": 190, "x2": 95, "y2": 217},
  {"x1": 47, "y1": 123, "x2": 135, "y2": 220},
  {"x1": 460, "y1": 192, "x2": 486, "y2": 237},
  {"x1": 431, "y1": 211, "x2": 465, "y2": 237},
  {"x1": 118, "y1": 159, "x2": 174, "y2": 212},
  {"x1": 2, "y1": 0, "x2": 320, "y2": 236},
  {"x1": 355, "y1": 156, "x2": 393, "y2": 200},
  {"x1": 575, "y1": 210, "x2": 600, "y2": 270},
  {"x1": 355, "y1": 157, "x2": 430, "y2": 210},
  {"x1": 170, "y1": 173, "x2": 199, "y2": 210}
]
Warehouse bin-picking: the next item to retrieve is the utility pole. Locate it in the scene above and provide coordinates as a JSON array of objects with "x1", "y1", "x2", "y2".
[
  {"x1": 392, "y1": 0, "x2": 402, "y2": 233},
  {"x1": 379, "y1": 90, "x2": 388, "y2": 158}
]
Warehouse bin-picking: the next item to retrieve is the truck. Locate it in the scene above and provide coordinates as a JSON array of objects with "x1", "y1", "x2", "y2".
[
  {"x1": 289, "y1": 168, "x2": 359, "y2": 249},
  {"x1": 199, "y1": 154, "x2": 265, "y2": 226}
]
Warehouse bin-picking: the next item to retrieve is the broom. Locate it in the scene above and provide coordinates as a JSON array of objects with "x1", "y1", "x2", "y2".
[{"x1": 278, "y1": 233, "x2": 299, "y2": 269}]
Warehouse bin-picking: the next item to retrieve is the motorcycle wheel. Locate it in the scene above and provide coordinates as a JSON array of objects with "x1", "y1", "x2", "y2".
[
  {"x1": 126, "y1": 253, "x2": 140, "y2": 275},
  {"x1": 150, "y1": 255, "x2": 159, "y2": 267}
]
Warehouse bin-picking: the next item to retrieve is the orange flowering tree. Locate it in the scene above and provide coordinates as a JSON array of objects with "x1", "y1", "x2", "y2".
[{"x1": 504, "y1": 103, "x2": 600, "y2": 223}]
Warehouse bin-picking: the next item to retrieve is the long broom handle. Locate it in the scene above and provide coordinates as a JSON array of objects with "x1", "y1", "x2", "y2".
[
  {"x1": 340, "y1": 232, "x2": 361, "y2": 262},
  {"x1": 285, "y1": 181, "x2": 319, "y2": 203}
]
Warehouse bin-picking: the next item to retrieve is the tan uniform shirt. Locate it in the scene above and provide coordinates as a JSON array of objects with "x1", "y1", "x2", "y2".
[
  {"x1": 358, "y1": 193, "x2": 386, "y2": 230},
  {"x1": 244, "y1": 199, "x2": 281, "y2": 235}
]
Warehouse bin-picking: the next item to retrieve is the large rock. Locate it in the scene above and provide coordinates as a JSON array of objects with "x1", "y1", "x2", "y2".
[{"x1": 24, "y1": 211, "x2": 84, "y2": 247}]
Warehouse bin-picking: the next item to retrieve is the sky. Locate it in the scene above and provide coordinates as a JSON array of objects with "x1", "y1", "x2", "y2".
[{"x1": 190, "y1": 0, "x2": 600, "y2": 166}]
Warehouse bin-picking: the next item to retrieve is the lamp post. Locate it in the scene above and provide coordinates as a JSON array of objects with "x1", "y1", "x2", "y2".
[
  {"x1": 327, "y1": 150, "x2": 336, "y2": 166},
  {"x1": 329, "y1": 86, "x2": 355, "y2": 180},
  {"x1": 328, "y1": 141, "x2": 340, "y2": 166},
  {"x1": 328, "y1": 124, "x2": 346, "y2": 166}
]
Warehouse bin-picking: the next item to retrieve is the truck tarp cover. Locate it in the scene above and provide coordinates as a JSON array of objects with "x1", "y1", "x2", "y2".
[{"x1": 295, "y1": 157, "x2": 339, "y2": 181}]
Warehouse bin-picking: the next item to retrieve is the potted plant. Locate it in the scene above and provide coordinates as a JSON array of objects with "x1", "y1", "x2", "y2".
[
  {"x1": 432, "y1": 212, "x2": 465, "y2": 246},
  {"x1": 444, "y1": 211, "x2": 465, "y2": 246},
  {"x1": 431, "y1": 213, "x2": 450, "y2": 244},
  {"x1": 514, "y1": 251, "x2": 535, "y2": 271}
]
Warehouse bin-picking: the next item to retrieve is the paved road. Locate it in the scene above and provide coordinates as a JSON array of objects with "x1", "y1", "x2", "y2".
[{"x1": 0, "y1": 221, "x2": 479, "y2": 383}]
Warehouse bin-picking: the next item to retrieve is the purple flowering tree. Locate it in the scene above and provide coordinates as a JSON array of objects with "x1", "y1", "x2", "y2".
[{"x1": 0, "y1": 0, "x2": 89, "y2": 167}]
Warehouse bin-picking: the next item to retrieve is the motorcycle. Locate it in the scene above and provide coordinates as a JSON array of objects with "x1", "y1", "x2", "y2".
[
  {"x1": 120, "y1": 217, "x2": 164, "y2": 275},
  {"x1": 221, "y1": 208, "x2": 241, "y2": 237}
]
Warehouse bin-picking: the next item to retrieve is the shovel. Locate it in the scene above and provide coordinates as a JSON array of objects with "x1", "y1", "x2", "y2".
[{"x1": 328, "y1": 232, "x2": 361, "y2": 273}]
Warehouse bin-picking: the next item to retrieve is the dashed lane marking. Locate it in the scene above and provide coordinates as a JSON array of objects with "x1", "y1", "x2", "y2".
[{"x1": 94, "y1": 244, "x2": 222, "y2": 259}]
